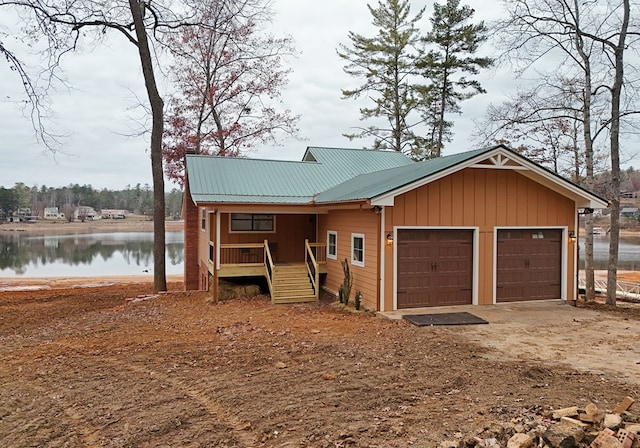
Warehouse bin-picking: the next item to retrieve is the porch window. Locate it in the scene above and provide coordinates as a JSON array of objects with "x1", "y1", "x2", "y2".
[
  {"x1": 327, "y1": 231, "x2": 337, "y2": 260},
  {"x1": 201, "y1": 208, "x2": 206, "y2": 231},
  {"x1": 230, "y1": 213, "x2": 275, "y2": 232},
  {"x1": 351, "y1": 233, "x2": 365, "y2": 267}
]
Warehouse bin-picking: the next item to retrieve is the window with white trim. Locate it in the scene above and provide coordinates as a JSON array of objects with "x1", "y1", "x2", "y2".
[
  {"x1": 351, "y1": 233, "x2": 365, "y2": 267},
  {"x1": 201, "y1": 208, "x2": 206, "y2": 231},
  {"x1": 230, "y1": 213, "x2": 275, "y2": 232},
  {"x1": 327, "y1": 231, "x2": 337, "y2": 260}
]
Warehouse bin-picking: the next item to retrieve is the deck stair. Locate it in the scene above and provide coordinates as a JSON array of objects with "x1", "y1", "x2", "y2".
[{"x1": 270, "y1": 264, "x2": 317, "y2": 304}]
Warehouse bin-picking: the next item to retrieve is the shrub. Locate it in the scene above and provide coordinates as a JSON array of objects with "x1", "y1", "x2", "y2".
[
  {"x1": 341, "y1": 258, "x2": 352, "y2": 306},
  {"x1": 355, "y1": 291, "x2": 362, "y2": 310}
]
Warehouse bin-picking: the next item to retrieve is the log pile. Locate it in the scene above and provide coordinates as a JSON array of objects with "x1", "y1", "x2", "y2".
[{"x1": 445, "y1": 396, "x2": 638, "y2": 448}]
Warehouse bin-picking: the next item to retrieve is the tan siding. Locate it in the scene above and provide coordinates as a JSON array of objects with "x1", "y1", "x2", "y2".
[
  {"x1": 404, "y1": 190, "x2": 417, "y2": 226},
  {"x1": 463, "y1": 169, "x2": 475, "y2": 226},
  {"x1": 383, "y1": 207, "x2": 395, "y2": 312},
  {"x1": 320, "y1": 209, "x2": 380, "y2": 311},
  {"x1": 416, "y1": 186, "x2": 430, "y2": 223},
  {"x1": 198, "y1": 208, "x2": 210, "y2": 276},
  {"x1": 428, "y1": 182, "x2": 440, "y2": 222},
  {"x1": 474, "y1": 170, "x2": 486, "y2": 226},
  {"x1": 384, "y1": 168, "x2": 577, "y2": 308}
]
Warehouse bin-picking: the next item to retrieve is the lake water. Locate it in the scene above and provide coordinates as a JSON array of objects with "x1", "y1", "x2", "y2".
[
  {"x1": 0, "y1": 230, "x2": 637, "y2": 277},
  {"x1": 0, "y1": 231, "x2": 184, "y2": 277},
  {"x1": 579, "y1": 235, "x2": 640, "y2": 270}
]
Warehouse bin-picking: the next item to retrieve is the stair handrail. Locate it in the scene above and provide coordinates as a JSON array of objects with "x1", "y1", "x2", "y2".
[
  {"x1": 264, "y1": 239, "x2": 275, "y2": 295},
  {"x1": 305, "y1": 239, "x2": 319, "y2": 299}
]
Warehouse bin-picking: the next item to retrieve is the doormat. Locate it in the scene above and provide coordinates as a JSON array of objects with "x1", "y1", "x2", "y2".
[{"x1": 403, "y1": 312, "x2": 488, "y2": 326}]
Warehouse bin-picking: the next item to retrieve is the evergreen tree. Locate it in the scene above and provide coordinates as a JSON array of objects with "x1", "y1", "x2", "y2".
[
  {"x1": 337, "y1": 0, "x2": 426, "y2": 156},
  {"x1": 419, "y1": 0, "x2": 492, "y2": 158}
]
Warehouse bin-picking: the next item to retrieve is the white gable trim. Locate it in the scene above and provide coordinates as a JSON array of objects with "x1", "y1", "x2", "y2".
[{"x1": 371, "y1": 147, "x2": 608, "y2": 209}]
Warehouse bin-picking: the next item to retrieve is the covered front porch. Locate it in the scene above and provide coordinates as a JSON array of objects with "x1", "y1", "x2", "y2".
[
  {"x1": 206, "y1": 210, "x2": 327, "y2": 303},
  {"x1": 215, "y1": 240, "x2": 327, "y2": 303}
]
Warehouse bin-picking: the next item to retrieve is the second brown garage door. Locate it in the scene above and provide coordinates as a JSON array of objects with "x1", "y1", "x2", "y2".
[
  {"x1": 397, "y1": 229, "x2": 473, "y2": 308},
  {"x1": 496, "y1": 229, "x2": 562, "y2": 302}
]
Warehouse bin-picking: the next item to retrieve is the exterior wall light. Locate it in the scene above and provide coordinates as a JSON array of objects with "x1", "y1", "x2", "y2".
[
  {"x1": 386, "y1": 233, "x2": 394, "y2": 245},
  {"x1": 569, "y1": 231, "x2": 577, "y2": 242}
]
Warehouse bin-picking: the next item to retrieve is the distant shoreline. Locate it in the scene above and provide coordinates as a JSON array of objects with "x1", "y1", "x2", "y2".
[{"x1": 0, "y1": 217, "x2": 184, "y2": 234}]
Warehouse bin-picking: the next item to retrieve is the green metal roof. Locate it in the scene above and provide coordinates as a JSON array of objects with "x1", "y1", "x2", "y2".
[
  {"x1": 315, "y1": 147, "x2": 493, "y2": 203},
  {"x1": 187, "y1": 144, "x2": 608, "y2": 208},
  {"x1": 186, "y1": 146, "x2": 413, "y2": 204}
]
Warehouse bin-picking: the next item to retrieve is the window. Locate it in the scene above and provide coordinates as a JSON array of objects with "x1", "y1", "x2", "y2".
[
  {"x1": 327, "y1": 231, "x2": 337, "y2": 260},
  {"x1": 208, "y1": 242, "x2": 214, "y2": 263},
  {"x1": 351, "y1": 233, "x2": 365, "y2": 267},
  {"x1": 201, "y1": 208, "x2": 206, "y2": 231},
  {"x1": 230, "y1": 213, "x2": 275, "y2": 232}
]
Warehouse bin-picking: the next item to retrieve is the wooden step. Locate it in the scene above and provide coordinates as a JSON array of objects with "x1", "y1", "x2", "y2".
[
  {"x1": 269, "y1": 264, "x2": 317, "y2": 304},
  {"x1": 273, "y1": 277, "x2": 312, "y2": 286},
  {"x1": 272, "y1": 294, "x2": 317, "y2": 304}
]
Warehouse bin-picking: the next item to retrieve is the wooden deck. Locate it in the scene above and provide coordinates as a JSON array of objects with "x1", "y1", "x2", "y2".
[
  {"x1": 217, "y1": 242, "x2": 327, "y2": 279},
  {"x1": 218, "y1": 262, "x2": 327, "y2": 278}
]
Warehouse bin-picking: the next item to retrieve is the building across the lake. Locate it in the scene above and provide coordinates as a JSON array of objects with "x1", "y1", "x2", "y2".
[
  {"x1": 101, "y1": 209, "x2": 127, "y2": 219},
  {"x1": 43, "y1": 207, "x2": 65, "y2": 220}
]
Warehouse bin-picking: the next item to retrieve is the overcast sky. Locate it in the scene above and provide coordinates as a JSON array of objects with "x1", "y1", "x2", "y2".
[{"x1": 0, "y1": 0, "x2": 512, "y2": 191}]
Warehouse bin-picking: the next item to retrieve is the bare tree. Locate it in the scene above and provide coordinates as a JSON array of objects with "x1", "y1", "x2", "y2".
[
  {"x1": 494, "y1": 0, "x2": 638, "y2": 305},
  {"x1": 0, "y1": 0, "x2": 211, "y2": 291},
  {"x1": 163, "y1": 0, "x2": 299, "y2": 185}
]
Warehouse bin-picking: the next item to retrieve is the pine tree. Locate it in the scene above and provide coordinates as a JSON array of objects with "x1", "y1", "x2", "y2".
[
  {"x1": 337, "y1": 0, "x2": 426, "y2": 155},
  {"x1": 419, "y1": 0, "x2": 492, "y2": 158}
]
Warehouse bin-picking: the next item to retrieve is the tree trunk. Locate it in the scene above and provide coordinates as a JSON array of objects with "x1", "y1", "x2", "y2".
[
  {"x1": 572, "y1": 4, "x2": 596, "y2": 302},
  {"x1": 605, "y1": 0, "x2": 629, "y2": 306},
  {"x1": 129, "y1": 0, "x2": 167, "y2": 292}
]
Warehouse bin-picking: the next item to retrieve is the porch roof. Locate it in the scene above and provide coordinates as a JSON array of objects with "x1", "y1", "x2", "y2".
[{"x1": 186, "y1": 146, "x2": 413, "y2": 204}]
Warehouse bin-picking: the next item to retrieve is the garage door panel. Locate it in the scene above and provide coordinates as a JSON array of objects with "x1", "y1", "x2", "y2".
[
  {"x1": 397, "y1": 229, "x2": 473, "y2": 309},
  {"x1": 497, "y1": 229, "x2": 562, "y2": 302}
]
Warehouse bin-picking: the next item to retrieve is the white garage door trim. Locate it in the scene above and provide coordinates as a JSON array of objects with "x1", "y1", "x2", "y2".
[
  {"x1": 393, "y1": 226, "x2": 479, "y2": 311},
  {"x1": 493, "y1": 226, "x2": 569, "y2": 304}
]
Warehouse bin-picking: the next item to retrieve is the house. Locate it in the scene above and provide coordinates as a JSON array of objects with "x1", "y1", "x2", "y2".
[
  {"x1": 183, "y1": 145, "x2": 607, "y2": 311},
  {"x1": 101, "y1": 209, "x2": 127, "y2": 219},
  {"x1": 74, "y1": 206, "x2": 97, "y2": 221},
  {"x1": 620, "y1": 207, "x2": 639, "y2": 219},
  {"x1": 43, "y1": 207, "x2": 64, "y2": 220}
]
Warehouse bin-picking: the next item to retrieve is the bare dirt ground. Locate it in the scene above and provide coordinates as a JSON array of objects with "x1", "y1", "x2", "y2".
[{"x1": 1, "y1": 280, "x2": 640, "y2": 447}]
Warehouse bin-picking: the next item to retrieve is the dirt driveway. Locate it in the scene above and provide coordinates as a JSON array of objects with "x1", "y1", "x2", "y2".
[
  {"x1": 385, "y1": 300, "x2": 640, "y2": 386},
  {"x1": 1, "y1": 282, "x2": 639, "y2": 447}
]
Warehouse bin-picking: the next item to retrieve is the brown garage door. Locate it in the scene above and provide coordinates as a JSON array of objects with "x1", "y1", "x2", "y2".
[
  {"x1": 496, "y1": 229, "x2": 562, "y2": 302},
  {"x1": 397, "y1": 229, "x2": 473, "y2": 308}
]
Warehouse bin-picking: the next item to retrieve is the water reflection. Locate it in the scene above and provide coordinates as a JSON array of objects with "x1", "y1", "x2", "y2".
[
  {"x1": 578, "y1": 235, "x2": 640, "y2": 270},
  {"x1": 0, "y1": 231, "x2": 184, "y2": 277}
]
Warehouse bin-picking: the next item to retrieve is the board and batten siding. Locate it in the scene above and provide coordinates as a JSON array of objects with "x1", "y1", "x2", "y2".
[
  {"x1": 383, "y1": 168, "x2": 576, "y2": 309},
  {"x1": 319, "y1": 209, "x2": 380, "y2": 310}
]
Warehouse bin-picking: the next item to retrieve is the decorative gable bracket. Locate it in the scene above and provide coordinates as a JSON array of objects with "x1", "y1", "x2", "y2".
[{"x1": 471, "y1": 153, "x2": 527, "y2": 170}]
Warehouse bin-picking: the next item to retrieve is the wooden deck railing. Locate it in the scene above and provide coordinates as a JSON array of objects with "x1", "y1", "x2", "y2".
[
  {"x1": 305, "y1": 239, "x2": 320, "y2": 299},
  {"x1": 264, "y1": 239, "x2": 275, "y2": 295},
  {"x1": 219, "y1": 243, "x2": 264, "y2": 265},
  {"x1": 308, "y1": 242, "x2": 327, "y2": 264}
]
